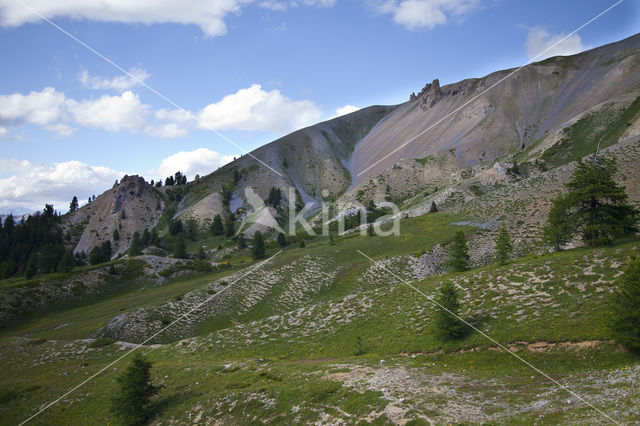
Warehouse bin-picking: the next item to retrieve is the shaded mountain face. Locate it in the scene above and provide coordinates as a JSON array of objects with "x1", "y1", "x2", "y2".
[{"x1": 65, "y1": 33, "x2": 640, "y2": 255}]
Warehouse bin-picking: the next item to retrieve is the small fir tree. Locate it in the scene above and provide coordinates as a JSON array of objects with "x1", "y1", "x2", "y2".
[
  {"x1": 609, "y1": 254, "x2": 640, "y2": 353},
  {"x1": 252, "y1": 231, "x2": 265, "y2": 259},
  {"x1": 494, "y1": 225, "x2": 513, "y2": 265},
  {"x1": 446, "y1": 231, "x2": 470, "y2": 272},
  {"x1": 111, "y1": 353, "x2": 158, "y2": 425}
]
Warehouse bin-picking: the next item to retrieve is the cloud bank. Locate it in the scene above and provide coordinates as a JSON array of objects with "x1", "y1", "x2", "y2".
[{"x1": 525, "y1": 27, "x2": 590, "y2": 61}]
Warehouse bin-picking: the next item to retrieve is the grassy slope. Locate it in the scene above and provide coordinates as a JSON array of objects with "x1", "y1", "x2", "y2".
[{"x1": 1, "y1": 235, "x2": 639, "y2": 424}]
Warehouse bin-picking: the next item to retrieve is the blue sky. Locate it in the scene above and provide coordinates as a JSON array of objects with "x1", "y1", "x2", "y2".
[{"x1": 0, "y1": 0, "x2": 638, "y2": 212}]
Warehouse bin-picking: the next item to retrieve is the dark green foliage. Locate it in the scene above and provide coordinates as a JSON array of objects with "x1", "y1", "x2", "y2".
[
  {"x1": 237, "y1": 235, "x2": 247, "y2": 249},
  {"x1": 112, "y1": 228, "x2": 120, "y2": 241},
  {"x1": 266, "y1": 186, "x2": 282, "y2": 207},
  {"x1": 174, "y1": 171, "x2": 187, "y2": 185},
  {"x1": 210, "y1": 214, "x2": 224, "y2": 236},
  {"x1": 543, "y1": 194, "x2": 574, "y2": 250},
  {"x1": 38, "y1": 243, "x2": 65, "y2": 274},
  {"x1": 221, "y1": 182, "x2": 234, "y2": 207},
  {"x1": 57, "y1": 250, "x2": 75, "y2": 273},
  {"x1": 544, "y1": 156, "x2": 638, "y2": 247},
  {"x1": 252, "y1": 231, "x2": 265, "y2": 259},
  {"x1": 150, "y1": 228, "x2": 159, "y2": 246},
  {"x1": 120, "y1": 209, "x2": 126, "y2": 220},
  {"x1": 494, "y1": 225, "x2": 513, "y2": 265},
  {"x1": 111, "y1": 353, "x2": 158, "y2": 425},
  {"x1": 277, "y1": 232, "x2": 287, "y2": 247},
  {"x1": 89, "y1": 241, "x2": 112, "y2": 265},
  {"x1": 224, "y1": 219, "x2": 235, "y2": 239},
  {"x1": 429, "y1": 201, "x2": 438, "y2": 213},
  {"x1": 130, "y1": 232, "x2": 142, "y2": 256},
  {"x1": 299, "y1": 239, "x2": 306, "y2": 248},
  {"x1": 168, "y1": 219, "x2": 183, "y2": 236},
  {"x1": 197, "y1": 245, "x2": 206, "y2": 260},
  {"x1": 141, "y1": 229, "x2": 150, "y2": 246},
  {"x1": 165, "y1": 175, "x2": 175, "y2": 186},
  {"x1": 433, "y1": 282, "x2": 465, "y2": 341},
  {"x1": 24, "y1": 255, "x2": 37, "y2": 279},
  {"x1": 0, "y1": 205, "x2": 66, "y2": 278},
  {"x1": 173, "y1": 235, "x2": 187, "y2": 259},
  {"x1": 329, "y1": 234, "x2": 336, "y2": 245},
  {"x1": 354, "y1": 336, "x2": 364, "y2": 356},
  {"x1": 367, "y1": 224, "x2": 374, "y2": 237},
  {"x1": 69, "y1": 196, "x2": 79, "y2": 212},
  {"x1": 609, "y1": 254, "x2": 640, "y2": 353},
  {"x1": 446, "y1": 231, "x2": 470, "y2": 272}
]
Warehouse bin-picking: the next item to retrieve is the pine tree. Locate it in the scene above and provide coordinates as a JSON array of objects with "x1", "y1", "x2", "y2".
[
  {"x1": 141, "y1": 229, "x2": 150, "y2": 246},
  {"x1": 237, "y1": 235, "x2": 247, "y2": 249},
  {"x1": 69, "y1": 196, "x2": 79, "y2": 212},
  {"x1": 150, "y1": 228, "x2": 159, "y2": 245},
  {"x1": 277, "y1": 232, "x2": 287, "y2": 247},
  {"x1": 433, "y1": 281, "x2": 465, "y2": 341},
  {"x1": 210, "y1": 214, "x2": 224, "y2": 236},
  {"x1": 367, "y1": 223, "x2": 374, "y2": 237},
  {"x1": 197, "y1": 245, "x2": 206, "y2": 260},
  {"x1": 609, "y1": 254, "x2": 640, "y2": 353},
  {"x1": 120, "y1": 209, "x2": 126, "y2": 220},
  {"x1": 57, "y1": 250, "x2": 75, "y2": 273},
  {"x1": 130, "y1": 231, "x2": 142, "y2": 256},
  {"x1": 24, "y1": 254, "x2": 37, "y2": 279},
  {"x1": 446, "y1": 230, "x2": 470, "y2": 272},
  {"x1": 173, "y1": 235, "x2": 187, "y2": 259},
  {"x1": 299, "y1": 239, "x2": 306, "y2": 248},
  {"x1": 545, "y1": 155, "x2": 638, "y2": 247},
  {"x1": 429, "y1": 201, "x2": 438, "y2": 213},
  {"x1": 543, "y1": 194, "x2": 574, "y2": 250},
  {"x1": 112, "y1": 228, "x2": 120, "y2": 241},
  {"x1": 111, "y1": 353, "x2": 158, "y2": 425},
  {"x1": 252, "y1": 231, "x2": 265, "y2": 259},
  {"x1": 224, "y1": 219, "x2": 235, "y2": 239},
  {"x1": 494, "y1": 225, "x2": 513, "y2": 265}
]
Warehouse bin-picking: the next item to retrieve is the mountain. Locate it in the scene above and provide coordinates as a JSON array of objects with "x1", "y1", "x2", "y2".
[
  {"x1": 63, "y1": 33, "x2": 640, "y2": 257},
  {"x1": 3, "y1": 33, "x2": 640, "y2": 425}
]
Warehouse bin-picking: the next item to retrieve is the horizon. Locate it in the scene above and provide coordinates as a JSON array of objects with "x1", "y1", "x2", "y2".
[{"x1": 1, "y1": 0, "x2": 639, "y2": 213}]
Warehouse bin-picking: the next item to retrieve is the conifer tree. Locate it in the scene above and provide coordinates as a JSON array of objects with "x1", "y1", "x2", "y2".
[
  {"x1": 173, "y1": 235, "x2": 187, "y2": 259},
  {"x1": 429, "y1": 201, "x2": 438, "y2": 213},
  {"x1": 224, "y1": 219, "x2": 235, "y2": 239},
  {"x1": 252, "y1": 231, "x2": 265, "y2": 259},
  {"x1": 197, "y1": 245, "x2": 206, "y2": 260},
  {"x1": 112, "y1": 228, "x2": 120, "y2": 241},
  {"x1": 494, "y1": 225, "x2": 513, "y2": 265},
  {"x1": 433, "y1": 281, "x2": 465, "y2": 341},
  {"x1": 446, "y1": 230, "x2": 470, "y2": 272},
  {"x1": 130, "y1": 231, "x2": 142, "y2": 256},
  {"x1": 111, "y1": 353, "x2": 158, "y2": 425},
  {"x1": 277, "y1": 232, "x2": 286, "y2": 247},
  {"x1": 545, "y1": 155, "x2": 638, "y2": 247},
  {"x1": 609, "y1": 254, "x2": 640, "y2": 353},
  {"x1": 69, "y1": 196, "x2": 79, "y2": 212},
  {"x1": 210, "y1": 214, "x2": 224, "y2": 236},
  {"x1": 57, "y1": 250, "x2": 75, "y2": 273}
]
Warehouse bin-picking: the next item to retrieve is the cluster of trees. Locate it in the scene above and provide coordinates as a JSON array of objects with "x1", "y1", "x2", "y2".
[
  {"x1": 163, "y1": 171, "x2": 188, "y2": 187},
  {"x1": 129, "y1": 229, "x2": 159, "y2": 256},
  {"x1": 0, "y1": 205, "x2": 74, "y2": 279},
  {"x1": 89, "y1": 240, "x2": 112, "y2": 265},
  {"x1": 209, "y1": 214, "x2": 235, "y2": 239}
]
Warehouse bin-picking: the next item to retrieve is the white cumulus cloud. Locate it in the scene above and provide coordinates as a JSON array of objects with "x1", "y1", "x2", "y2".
[
  {"x1": 373, "y1": 0, "x2": 479, "y2": 30},
  {"x1": 149, "y1": 148, "x2": 236, "y2": 180},
  {"x1": 0, "y1": 0, "x2": 252, "y2": 37},
  {"x1": 66, "y1": 91, "x2": 149, "y2": 132},
  {"x1": 79, "y1": 67, "x2": 150, "y2": 92},
  {"x1": 525, "y1": 27, "x2": 591, "y2": 61},
  {"x1": 0, "y1": 87, "x2": 65, "y2": 127},
  {"x1": 0, "y1": 158, "x2": 124, "y2": 211},
  {"x1": 198, "y1": 84, "x2": 323, "y2": 133},
  {"x1": 332, "y1": 105, "x2": 360, "y2": 118}
]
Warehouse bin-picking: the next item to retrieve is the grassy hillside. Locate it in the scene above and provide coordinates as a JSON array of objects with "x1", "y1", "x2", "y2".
[{"x1": 1, "y1": 222, "x2": 638, "y2": 424}]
